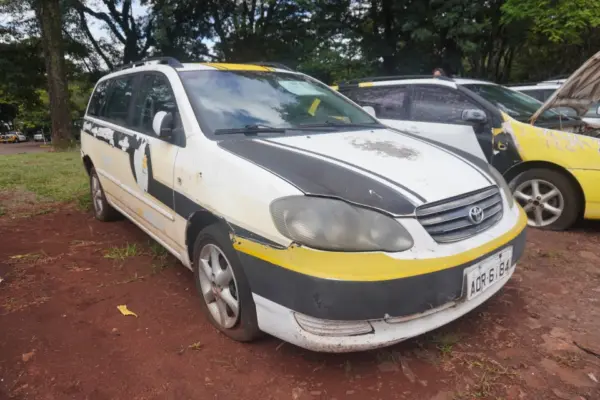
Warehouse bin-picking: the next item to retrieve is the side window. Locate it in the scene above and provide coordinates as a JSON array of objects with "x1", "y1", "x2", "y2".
[
  {"x1": 131, "y1": 74, "x2": 178, "y2": 136},
  {"x1": 521, "y1": 89, "x2": 545, "y2": 102},
  {"x1": 104, "y1": 75, "x2": 135, "y2": 125},
  {"x1": 411, "y1": 85, "x2": 480, "y2": 124},
  {"x1": 87, "y1": 81, "x2": 109, "y2": 117},
  {"x1": 344, "y1": 86, "x2": 409, "y2": 120}
]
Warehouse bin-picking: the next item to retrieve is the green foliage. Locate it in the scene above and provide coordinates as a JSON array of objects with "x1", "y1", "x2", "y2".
[
  {"x1": 503, "y1": 0, "x2": 600, "y2": 44},
  {"x1": 0, "y1": 150, "x2": 88, "y2": 203}
]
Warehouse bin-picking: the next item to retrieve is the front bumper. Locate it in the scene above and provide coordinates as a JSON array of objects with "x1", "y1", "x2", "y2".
[
  {"x1": 235, "y1": 209, "x2": 527, "y2": 352},
  {"x1": 253, "y1": 262, "x2": 516, "y2": 352}
]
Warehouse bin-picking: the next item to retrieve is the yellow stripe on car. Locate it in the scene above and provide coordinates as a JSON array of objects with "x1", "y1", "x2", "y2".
[
  {"x1": 358, "y1": 82, "x2": 374, "y2": 87},
  {"x1": 233, "y1": 208, "x2": 527, "y2": 281},
  {"x1": 201, "y1": 63, "x2": 274, "y2": 71}
]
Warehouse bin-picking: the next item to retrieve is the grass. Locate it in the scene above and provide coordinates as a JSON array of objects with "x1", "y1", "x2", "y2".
[
  {"x1": 0, "y1": 151, "x2": 89, "y2": 207},
  {"x1": 104, "y1": 243, "x2": 140, "y2": 261},
  {"x1": 430, "y1": 331, "x2": 463, "y2": 357}
]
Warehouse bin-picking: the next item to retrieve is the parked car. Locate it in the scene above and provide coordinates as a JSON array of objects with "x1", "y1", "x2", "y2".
[
  {"x1": 510, "y1": 79, "x2": 600, "y2": 128},
  {"x1": 81, "y1": 57, "x2": 526, "y2": 353},
  {"x1": 33, "y1": 131, "x2": 51, "y2": 142},
  {"x1": 12, "y1": 131, "x2": 27, "y2": 142},
  {"x1": 335, "y1": 59, "x2": 600, "y2": 231},
  {"x1": 0, "y1": 132, "x2": 18, "y2": 143}
]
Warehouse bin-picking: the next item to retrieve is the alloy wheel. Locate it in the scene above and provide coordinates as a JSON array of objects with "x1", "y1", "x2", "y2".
[
  {"x1": 197, "y1": 243, "x2": 240, "y2": 329},
  {"x1": 514, "y1": 179, "x2": 564, "y2": 227}
]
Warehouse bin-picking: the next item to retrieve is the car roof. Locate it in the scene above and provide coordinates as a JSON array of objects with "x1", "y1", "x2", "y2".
[{"x1": 99, "y1": 61, "x2": 299, "y2": 83}]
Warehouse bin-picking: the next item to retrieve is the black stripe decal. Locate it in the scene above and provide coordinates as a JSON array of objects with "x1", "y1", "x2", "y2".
[
  {"x1": 388, "y1": 127, "x2": 493, "y2": 184},
  {"x1": 239, "y1": 228, "x2": 526, "y2": 320},
  {"x1": 263, "y1": 139, "x2": 427, "y2": 202},
  {"x1": 218, "y1": 139, "x2": 417, "y2": 216}
]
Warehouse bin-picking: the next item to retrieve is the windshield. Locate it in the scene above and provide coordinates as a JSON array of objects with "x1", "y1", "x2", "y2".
[
  {"x1": 179, "y1": 70, "x2": 380, "y2": 136},
  {"x1": 463, "y1": 84, "x2": 570, "y2": 123}
]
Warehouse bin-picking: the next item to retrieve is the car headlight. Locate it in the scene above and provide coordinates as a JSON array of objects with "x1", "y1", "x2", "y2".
[
  {"x1": 270, "y1": 196, "x2": 414, "y2": 252},
  {"x1": 487, "y1": 165, "x2": 514, "y2": 209}
]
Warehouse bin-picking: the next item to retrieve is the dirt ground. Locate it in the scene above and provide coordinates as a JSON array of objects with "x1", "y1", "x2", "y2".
[
  {"x1": 0, "y1": 142, "x2": 50, "y2": 156},
  {"x1": 0, "y1": 196, "x2": 599, "y2": 400}
]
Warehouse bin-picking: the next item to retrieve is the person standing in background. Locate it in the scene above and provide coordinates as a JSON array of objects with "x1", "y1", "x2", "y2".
[{"x1": 433, "y1": 67, "x2": 446, "y2": 77}]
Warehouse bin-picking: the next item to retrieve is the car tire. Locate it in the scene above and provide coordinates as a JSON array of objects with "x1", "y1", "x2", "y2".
[
  {"x1": 192, "y1": 223, "x2": 262, "y2": 342},
  {"x1": 90, "y1": 168, "x2": 121, "y2": 222},
  {"x1": 509, "y1": 168, "x2": 580, "y2": 230}
]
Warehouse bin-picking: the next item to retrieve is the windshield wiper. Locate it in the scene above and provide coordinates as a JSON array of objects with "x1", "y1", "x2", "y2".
[
  {"x1": 297, "y1": 121, "x2": 384, "y2": 129},
  {"x1": 214, "y1": 124, "x2": 286, "y2": 135}
]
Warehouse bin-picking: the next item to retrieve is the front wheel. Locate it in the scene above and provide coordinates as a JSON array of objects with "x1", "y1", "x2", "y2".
[
  {"x1": 509, "y1": 168, "x2": 580, "y2": 230},
  {"x1": 193, "y1": 224, "x2": 262, "y2": 342}
]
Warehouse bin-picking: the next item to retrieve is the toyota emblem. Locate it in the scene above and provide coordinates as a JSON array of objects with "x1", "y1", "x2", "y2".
[{"x1": 468, "y1": 206, "x2": 484, "y2": 224}]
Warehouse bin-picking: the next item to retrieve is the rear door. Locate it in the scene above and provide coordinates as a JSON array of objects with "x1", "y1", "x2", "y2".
[
  {"x1": 405, "y1": 85, "x2": 490, "y2": 160},
  {"x1": 340, "y1": 84, "x2": 416, "y2": 132}
]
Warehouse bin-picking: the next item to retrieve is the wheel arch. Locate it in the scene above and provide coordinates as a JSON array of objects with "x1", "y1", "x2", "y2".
[
  {"x1": 185, "y1": 210, "x2": 231, "y2": 265},
  {"x1": 503, "y1": 160, "x2": 586, "y2": 217},
  {"x1": 82, "y1": 155, "x2": 94, "y2": 176}
]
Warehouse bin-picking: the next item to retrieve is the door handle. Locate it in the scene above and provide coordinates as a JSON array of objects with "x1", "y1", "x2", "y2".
[{"x1": 177, "y1": 177, "x2": 182, "y2": 185}]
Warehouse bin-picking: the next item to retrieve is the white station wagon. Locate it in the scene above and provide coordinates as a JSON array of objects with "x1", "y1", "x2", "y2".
[{"x1": 81, "y1": 58, "x2": 527, "y2": 352}]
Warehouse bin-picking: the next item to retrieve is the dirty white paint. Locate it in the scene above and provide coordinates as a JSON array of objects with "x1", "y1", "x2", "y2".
[
  {"x1": 118, "y1": 136, "x2": 130, "y2": 152},
  {"x1": 267, "y1": 129, "x2": 490, "y2": 203},
  {"x1": 133, "y1": 141, "x2": 149, "y2": 192}
]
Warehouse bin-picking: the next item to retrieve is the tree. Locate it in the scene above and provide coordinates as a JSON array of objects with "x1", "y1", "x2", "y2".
[
  {"x1": 73, "y1": 0, "x2": 155, "y2": 65},
  {"x1": 33, "y1": 0, "x2": 73, "y2": 149}
]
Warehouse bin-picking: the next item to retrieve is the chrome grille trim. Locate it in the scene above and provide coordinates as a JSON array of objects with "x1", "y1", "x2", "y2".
[{"x1": 416, "y1": 186, "x2": 503, "y2": 243}]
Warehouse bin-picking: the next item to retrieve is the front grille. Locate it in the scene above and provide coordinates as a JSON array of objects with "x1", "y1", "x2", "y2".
[{"x1": 416, "y1": 186, "x2": 503, "y2": 243}]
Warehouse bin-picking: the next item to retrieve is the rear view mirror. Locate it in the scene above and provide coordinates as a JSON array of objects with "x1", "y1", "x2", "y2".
[
  {"x1": 152, "y1": 111, "x2": 174, "y2": 139},
  {"x1": 462, "y1": 109, "x2": 487, "y2": 124},
  {"x1": 362, "y1": 106, "x2": 376, "y2": 118}
]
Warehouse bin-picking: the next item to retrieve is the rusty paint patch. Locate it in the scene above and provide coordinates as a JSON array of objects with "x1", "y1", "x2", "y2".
[{"x1": 349, "y1": 138, "x2": 419, "y2": 160}]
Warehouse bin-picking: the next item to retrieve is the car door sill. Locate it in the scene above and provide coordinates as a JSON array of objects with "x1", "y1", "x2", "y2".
[{"x1": 106, "y1": 195, "x2": 192, "y2": 270}]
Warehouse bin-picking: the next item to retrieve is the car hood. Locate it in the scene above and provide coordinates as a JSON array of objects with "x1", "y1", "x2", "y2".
[
  {"x1": 501, "y1": 113, "x2": 600, "y2": 170},
  {"x1": 218, "y1": 129, "x2": 495, "y2": 215},
  {"x1": 532, "y1": 50, "x2": 600, "y2": 122}
]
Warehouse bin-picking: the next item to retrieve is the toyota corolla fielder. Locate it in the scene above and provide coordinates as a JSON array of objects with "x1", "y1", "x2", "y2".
[{"x1": 81, "y1": 58, "x2": 527, "y2": 352}]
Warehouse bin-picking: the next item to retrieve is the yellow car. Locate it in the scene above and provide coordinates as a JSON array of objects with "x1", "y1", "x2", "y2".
[{"x1": 0, "y1": 133, "x2": 18, "y2": 143}]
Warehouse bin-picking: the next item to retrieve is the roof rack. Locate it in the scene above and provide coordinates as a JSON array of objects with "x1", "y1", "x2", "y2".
[
  {"x1": 342, "y1": 75, "x2": 454, "y2": 85},
  {"x1": 246, "y1": 61, "x2": 293, "y2": 71},
  {"x1": 114, "y1": 57, "x2": 183, "y2": 71}
]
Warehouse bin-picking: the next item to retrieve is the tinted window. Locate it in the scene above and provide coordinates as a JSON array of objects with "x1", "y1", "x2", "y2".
[
  {"x1": 520, "y1": 89, "x2": 546, "y2": 102},
  {"x1": 104, "y1": 76, "x2": 135, "y2": 125},
  {"x1": 179, "y1": 70, "x2": 379, "y2": 136},
  {"x1": 464, "y1": 84, "x2": 570, "y2": 123},
  {"x1": 343, "y1": 86, "x2": 409, "y2": 119},
  {"x1": 132, "y1": 74, "x2": 178, "y2": 135},
  {"x1": 87, "y1": 81, "x2": 109, "y2": 117},
  {"x1": 411, "y1": 85, "x2": 480, "y2": 124}
]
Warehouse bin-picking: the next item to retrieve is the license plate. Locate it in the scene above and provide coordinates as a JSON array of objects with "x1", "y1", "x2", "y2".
[{"x1": 466, "y1": 247, "x2": 513, "y2": 301}]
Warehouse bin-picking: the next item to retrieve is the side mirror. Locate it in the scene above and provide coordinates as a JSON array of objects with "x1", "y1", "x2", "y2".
[
  {"x1": 152, "y1": 111, "x2": 174, "y2": 139},
  {"x1": 462, "y1": 109, "x2": 487, "y2": 124},
  {"x1": 596, "y1": 105, "x2": 600, "y2": 115},
  {"x1": 362, "y1": 106, "x2": 376, "y2": 118}
]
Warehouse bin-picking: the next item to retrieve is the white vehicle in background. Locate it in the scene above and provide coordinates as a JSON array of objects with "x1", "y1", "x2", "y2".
[
  {"x1": 13, "y1": 131, "x2": 27, "y2": 142},
  {"x1": 510, "y1": 79, "x2": 600, "y2": 128}
]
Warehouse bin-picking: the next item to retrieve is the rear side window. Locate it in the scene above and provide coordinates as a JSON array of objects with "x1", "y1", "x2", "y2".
[
  {"x1": 342, "y1": 86, "x2": 409, "y2": 119},
  {"x1": 104, "y1": 76, "x2": 135, "y2": 125},
  {"x1": 520, "y1": 89, "x2": 547, "y2": 102},
  {"x1": 131, "y1": 73, "x2": 178, "y2": 136},
  {"x1": 411, "y1": 85, "x2": 480, "y2": 124},
  {"x1": 87, "y1": 81, "x2": 110, "y2": 117}
]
